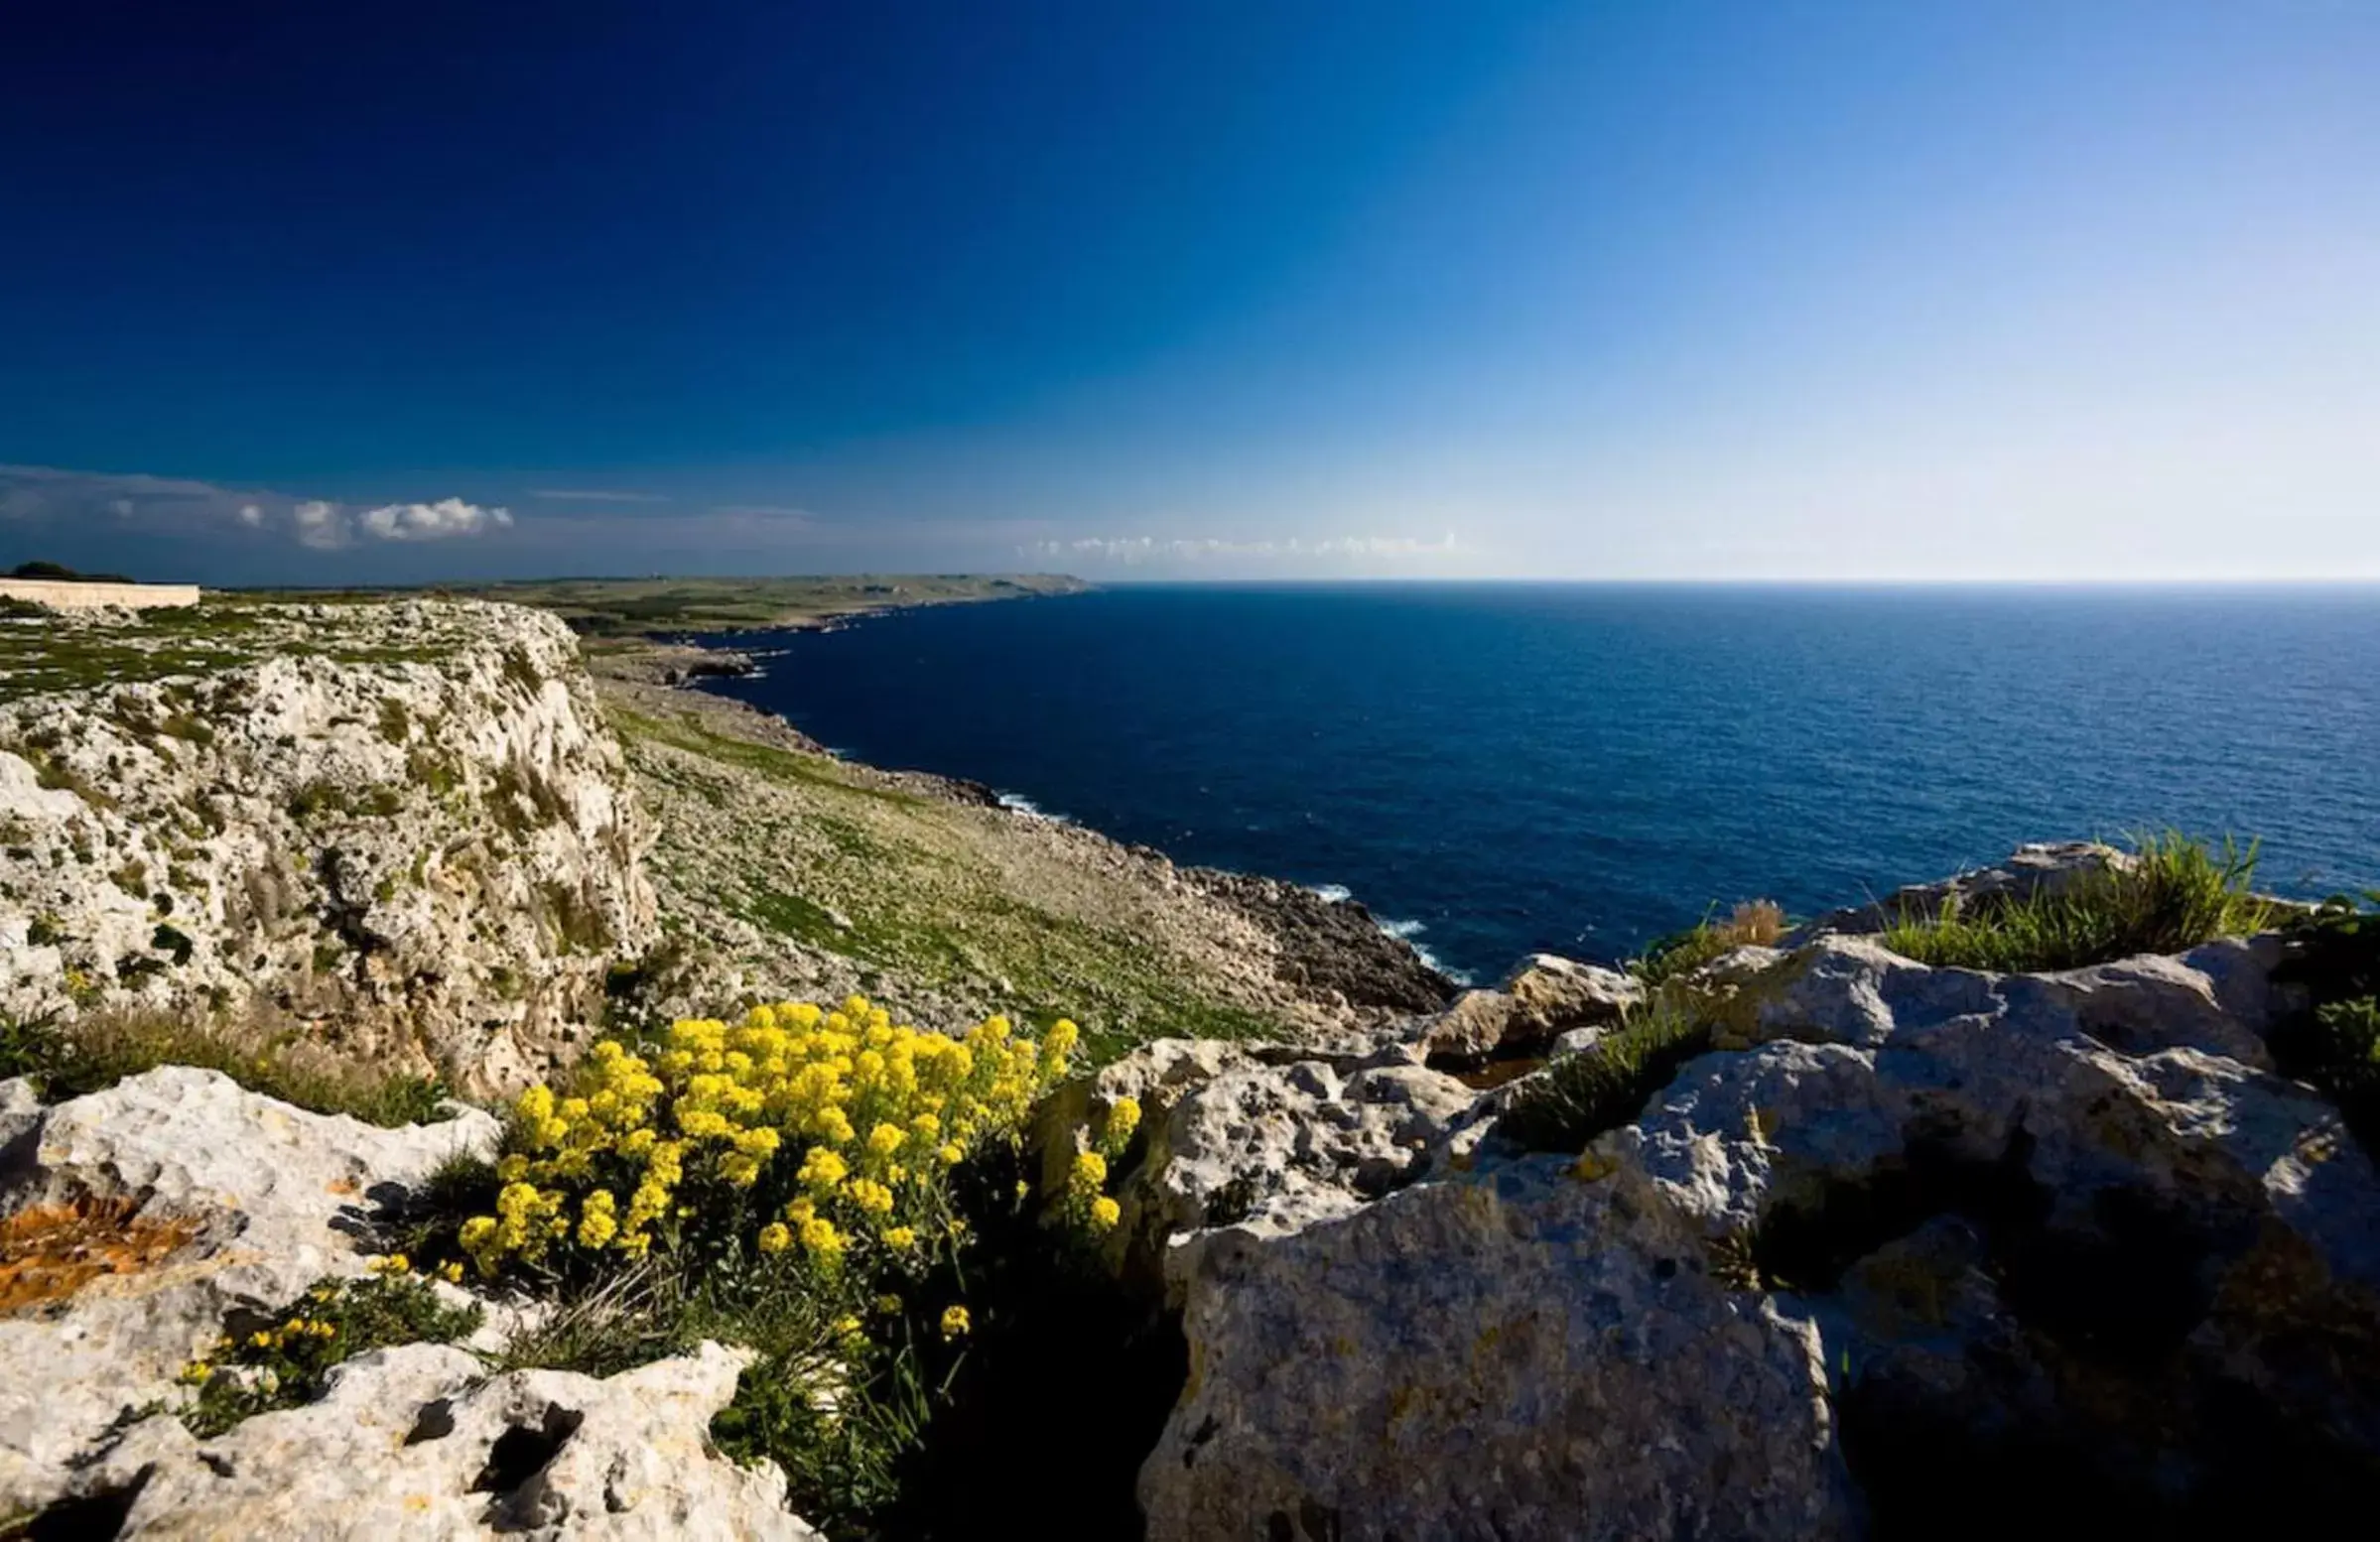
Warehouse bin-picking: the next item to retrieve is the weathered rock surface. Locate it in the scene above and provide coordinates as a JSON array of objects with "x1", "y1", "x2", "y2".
[
  {"x1": 1410, "y1": 955, "x2": 1642, "y2": 1063},
  {"x1": 0, "y1": 598, "x2": 656, "y2": 1092},
  {"x1": 0, "y1": 1067, "x2": 499, "y2": 1516},
  {"x1": 1101, "y1": 930, "x2": 2380, "y2": 1539},
  {"x1": 92, "y1": 1341, "x2": 816, "y2": 1540}
]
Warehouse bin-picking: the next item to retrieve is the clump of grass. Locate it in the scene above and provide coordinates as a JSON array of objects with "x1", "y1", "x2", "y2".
[
  {"x1": 169, "y1": 1267, "x2": 483, "y2": 1437},
  {"x1": 0, "y1": 1009, "x2": 455, "y2": 1127},
  {"x1": 1632, "y1": 899, "x2": 1788, "y2": 986},
  {"x1": 1500, "y1": 994, "x2": 1717, "y2": 1153},
  {"x1": 1879, "y1": 833, "x2": 2277, "y2": 973}
]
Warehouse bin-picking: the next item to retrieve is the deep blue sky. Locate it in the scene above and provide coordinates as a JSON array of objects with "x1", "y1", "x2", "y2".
[{"x1": 2, "y1": 2, "x2": 2374, "y2": 582}]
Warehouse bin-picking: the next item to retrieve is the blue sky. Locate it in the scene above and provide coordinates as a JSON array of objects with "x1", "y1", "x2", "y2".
[{"x1": 2, "y1": 2, "x2": 2374, "y2": 582}]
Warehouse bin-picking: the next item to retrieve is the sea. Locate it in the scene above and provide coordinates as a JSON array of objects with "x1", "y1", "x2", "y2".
[{"x1": 694, "y1": 583, "x2": 2380, "y2": 983}]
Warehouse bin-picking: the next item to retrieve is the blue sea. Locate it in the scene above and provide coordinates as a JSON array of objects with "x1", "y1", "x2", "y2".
[{"x1": 696, "y1": 584, "x2": 2380, "y2": 982}]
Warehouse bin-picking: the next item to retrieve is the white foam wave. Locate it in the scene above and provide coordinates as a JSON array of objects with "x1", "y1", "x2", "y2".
[
  {"x1": 1310, "y1": 883, "x2": 1354, "y2": 904},
  {"x1": 997, "y1": 792, "x2": 1070, "y2": 823},
  {"x1": 1374, "y1": 915, "x2": 1474, "y2": 984}
]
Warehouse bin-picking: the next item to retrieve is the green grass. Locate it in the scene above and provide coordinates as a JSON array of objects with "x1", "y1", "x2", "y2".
[
  {"x1": 0, "y1": 1009, "x2": 458, "y2": 1127},
  {"x1": 1878, "y1": 833, "x2": 2278, "y2": 973},
  {"x1": 619, "y1": 704, "x2": 1284, "y2": 1063},
  {"x1": 1500, "y1": 994, "x2": 1717, "y2": 1153},
  {"x1": 1631, "y1": 899, "x2": 1788, "y2": 986}
]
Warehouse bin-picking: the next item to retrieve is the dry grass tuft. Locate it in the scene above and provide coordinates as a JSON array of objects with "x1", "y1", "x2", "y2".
[{"x1": 0, "y1": 1197, "x2": 202, "y2": 1316}]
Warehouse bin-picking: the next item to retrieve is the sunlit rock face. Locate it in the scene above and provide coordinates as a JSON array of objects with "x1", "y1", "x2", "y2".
[
  {"x1": 0, "y1": 598, "x2": 656, "y2": 1093},
  {"x1": 1067, "y1": 929, "x2": 2379, "y2": 1540}
]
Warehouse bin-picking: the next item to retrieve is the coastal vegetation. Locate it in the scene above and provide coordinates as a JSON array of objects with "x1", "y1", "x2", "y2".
[
  {"x1": 1877, "y1": 832, "x2": 2277, "y2": 972},
  {"x1": 406, "y1": 999, "x2": 1130, "y2": 1533},
  {"x1": 170, "y1": 1265, "x2": 484, "y2": 1437},
  {"x1": 0, "y1": 1008, "x2": 454, "y2": 1128},
  {"x1": 607, "y1": 695, "x2": 1300, "y2": 1059},
  {"x1": 1499, "y1": 992, "x2": 1715, "y2": 1154},
  {"x1": 1629, "y1": 899, "x2": 1786, "y2": 986}
]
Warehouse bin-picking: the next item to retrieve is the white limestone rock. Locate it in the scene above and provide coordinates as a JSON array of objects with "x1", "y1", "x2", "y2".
[
  {"x1": 1130, "y1": 929, "x2": 2380, "y2": 1539},
  {"x1": 0, "y1": 1067, "x2": 499, "y2": 1516},
  {"x1": 107, "y1": 1341, "x2": 819, "y2": 1540},
  {"x1": 0, "y1": 598, "x2": 657, "y2": 1094}
]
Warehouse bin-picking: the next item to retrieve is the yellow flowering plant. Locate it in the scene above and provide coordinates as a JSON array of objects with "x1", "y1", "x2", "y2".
[{"x1": 460, "y1": 1000, "x2": 1079, "y2": 1282}]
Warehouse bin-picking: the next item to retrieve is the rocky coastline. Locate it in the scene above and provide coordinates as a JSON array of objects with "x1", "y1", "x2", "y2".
[{"x1": 3, "y1": 590, "x2": 2375, "y2": 1539}]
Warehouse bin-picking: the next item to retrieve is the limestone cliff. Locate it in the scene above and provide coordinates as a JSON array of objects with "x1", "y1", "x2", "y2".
[{"x1": 0, "y1": 598, "x2": 656, "y2": 1092}]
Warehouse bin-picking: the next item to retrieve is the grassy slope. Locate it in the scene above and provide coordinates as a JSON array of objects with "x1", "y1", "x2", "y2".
[{"x1": 610, "y1": 688, "x2": 1285, "y2": 1062}]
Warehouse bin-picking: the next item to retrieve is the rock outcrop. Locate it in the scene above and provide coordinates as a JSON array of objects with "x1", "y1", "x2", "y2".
[
  {"x1": 1409, "y1": 954, "x2": 1643, "y2": 1064},
  {"x1": 1785, "y1": 839, "x2": 2127, "y2": 942},
  {"x1": 90, "y1": 1342, "x2": 816, "y2": 1540},
  {"x1": 0, "y1": 1067, "x2": 501, "y2": 1517},
  {"x1": 1077, "y1": 928, "x2": 2380, "y2": 1539},
  {"x1": 0, "y1": 598, "x2": 656, "y2": 1092}
]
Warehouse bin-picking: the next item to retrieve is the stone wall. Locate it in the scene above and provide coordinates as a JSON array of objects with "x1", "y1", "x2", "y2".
[{"x1": 0, "y1": 579, "x2": 201, "y2": 611}]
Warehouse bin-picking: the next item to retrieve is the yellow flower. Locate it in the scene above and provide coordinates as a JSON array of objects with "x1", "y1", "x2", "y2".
[
  {"x1": 249, "y1": 1331, "x2": 273, "y2": 1349},
  {"x1": 866, "y1": 1122, "x2": 905, "y2": 1159},
  {"x1": 439, "y1": 1261, "x2": 464, "y2": 1284},
  {"x1": 1089, "y1": 1196, "x2": 1122, "y2": 1232},
  {"x1": 836, "y1": 1315, "x2": 863, "y2": 1338},
  {"x1": 1104, "y1": 1096, "x2": 1141, "y2": 1147},
  {"x1": 940, "y1": 1304, "x2": 971, "y2": 1339},
  {"x1": 939, "y1": 1142, "x2": 964, "y2": 1166},
  {"x1": 757, "y1": 1221, "x2": 792, "y2": 1254},
  {"x1": 1070, "y1": 1150, "x2": 1108, "y2": 1198},
  {"x1": 798, "y1": 1147, "x2": 848, "y2": 1190},
  {"x1": 800, "y1": 1217, "x2": 846, "y2": 1259},
  {"x1": 881, "y1": 1225, "x2": 916, "y2": 1249}
]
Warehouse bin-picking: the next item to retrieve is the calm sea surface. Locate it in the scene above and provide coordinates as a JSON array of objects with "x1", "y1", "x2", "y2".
[{"x1": 696, "y1": 584, "x2": 2380, "y2": 981}]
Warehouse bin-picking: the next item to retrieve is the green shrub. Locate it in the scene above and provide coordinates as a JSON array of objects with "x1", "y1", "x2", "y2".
[
  {"x1": 1501, "y1": 995, "x2": 1716, "y2": 1153},
  {"x1": 170, "y1": 1267, "x2": 482, "y2": 1437},
  {"x1": 1879, "y1": 833, "x2": 2277, "y2": 973}
]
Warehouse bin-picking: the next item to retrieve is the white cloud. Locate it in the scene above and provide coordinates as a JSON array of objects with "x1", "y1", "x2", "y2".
[
  {"x1": 0, "y1": 465, "x2": 519, "y2": 553},
  {"x1": 293, "y1": 500, "x2": 347, "y2": 550},
  {"x1": 356, "y1": 498, "x2": 514, "y2": 542}
]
